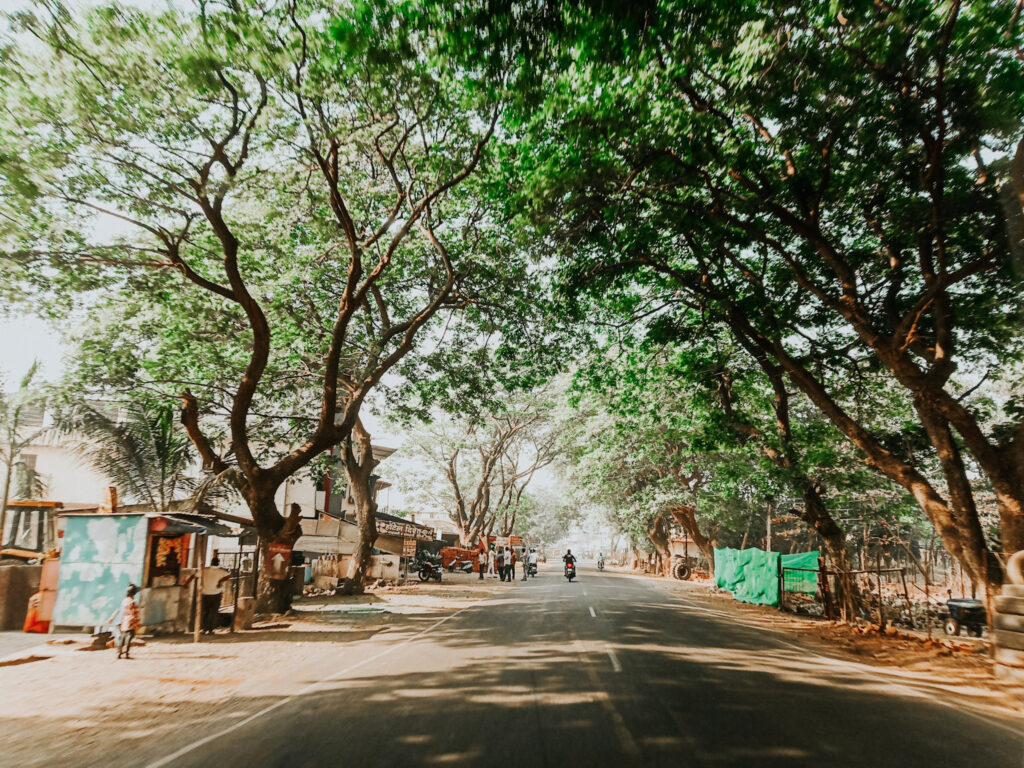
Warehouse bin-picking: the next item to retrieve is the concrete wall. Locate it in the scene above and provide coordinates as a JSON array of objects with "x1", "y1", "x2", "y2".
[
  {"x1": 23, "y1": 440, "x2": 113, "y2": 505},
  {"x1": 277, "y1": 475, "x2": 318, "y2": 519},
  {"x1": 0, "y1": 563, "x2": 42, "y2": 630}
]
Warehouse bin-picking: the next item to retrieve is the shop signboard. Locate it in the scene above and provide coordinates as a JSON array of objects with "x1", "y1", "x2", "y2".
[
  {"x1": 402, "y1": 537, "x2": 417, "y2": 557},
  {"x1": 377, "y1": 518, "x2": 435, "y2": 542}
]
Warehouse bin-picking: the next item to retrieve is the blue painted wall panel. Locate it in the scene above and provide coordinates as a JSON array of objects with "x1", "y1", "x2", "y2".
[{"x1": 54, "y1": 516, "x2": 147, "y2": 626}]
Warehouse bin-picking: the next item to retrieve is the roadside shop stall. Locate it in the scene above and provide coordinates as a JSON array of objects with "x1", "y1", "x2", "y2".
[
  {"x1": 1, "y1": 500, "x2": 70, "y2": 631},
  {"x1": 52, "y1": 511, "x2": 246, "y2": 634},
  {"x1": 302, "y1": 512, "x2": 435, "y2": 589}
]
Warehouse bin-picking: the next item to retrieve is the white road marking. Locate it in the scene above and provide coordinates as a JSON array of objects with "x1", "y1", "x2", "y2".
[
  {"x1": 145, "y1": 599, "x2": 484, "y2": 768},
  {"x1": 572, "y1": 638, "x2": 640, "y2": 756},
  {"x1": 606, "y1": 646, "x2": 622, "y2": 672},
  {"x1": 589, "y1": 606, "x2": 596, "y2": 618}
]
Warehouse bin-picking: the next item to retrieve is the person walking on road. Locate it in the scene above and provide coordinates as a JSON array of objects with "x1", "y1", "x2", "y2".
[
  {"x1": 487, "y1": 546, "x2": 497, "y2": 578},
  {"x1": 496, "y1": 547, "x2": 506, "y2": 581},
  {"x1": 108, "y1": 584, "x2": 141, "y2": 659},
  {"x1": 509, "y1": 547, "x2": 517, "y2": 581}
]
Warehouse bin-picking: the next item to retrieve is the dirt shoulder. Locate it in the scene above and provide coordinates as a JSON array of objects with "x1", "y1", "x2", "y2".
[
  {"x1": 647, "y1": 572, "x2": 1024, "y2": 718},
  {"x1": 0, "y1": 573, "x2": 503, "y2": 768}
]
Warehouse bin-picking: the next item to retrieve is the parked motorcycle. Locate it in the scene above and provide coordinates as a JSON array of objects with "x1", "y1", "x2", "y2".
[
  {"x1": 418, "y1": 560, "x2": 443, "y2": 582},
  {"x1": 411, "y1": 552, "x2": 443, "y2": 582},
  {"x1": 564, "y1": 561, "x2": 576, "y2": 582}
]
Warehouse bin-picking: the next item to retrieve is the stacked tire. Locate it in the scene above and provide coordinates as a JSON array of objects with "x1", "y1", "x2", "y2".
[{"x1": 994, "y1": 552, "x2": 1024, "y2": 682}]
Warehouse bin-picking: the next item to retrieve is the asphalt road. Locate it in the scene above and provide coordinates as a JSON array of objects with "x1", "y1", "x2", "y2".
[{"x1": 149, "y1": 566, "x2": 1024, "y2": 768}]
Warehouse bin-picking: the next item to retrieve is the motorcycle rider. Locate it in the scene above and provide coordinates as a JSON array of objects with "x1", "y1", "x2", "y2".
[
  {"x1": 527, "y1": 547, "x2": 539, "y2": 576},
  {"x1": 597, "y1": 551, "x2": 605, "y2": 568},
  {"x1": 562, "y1": 549, "x2": 577, "y2": 577}
]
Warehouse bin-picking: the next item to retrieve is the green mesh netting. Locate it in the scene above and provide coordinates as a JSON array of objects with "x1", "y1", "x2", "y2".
[
  {"x1": 714, "y1": 548, "x2": 822, "y2": 605},
  {"x1": 781, "y1": 551, "x2": 820, "y2": 594},
  {"x1": 714, "y1": 547, "x2": 780, "y2": 605}
]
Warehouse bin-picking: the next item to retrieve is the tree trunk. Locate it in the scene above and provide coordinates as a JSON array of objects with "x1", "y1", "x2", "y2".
[
  {"x1": 758, "y1": 357, "x2": 862, "y2": 614},
  {"x1": 457, "y1": 523, "x2": 475, "y2": 548},
  {"x1": 646, "y1": 513, "x2": 672, "y2": 577},
  {"x1": 0, "y1": 458, "x2": 13, "y2": 548},
  {"x1": 716, "y1": 307, "x2": 1009, "y2": 591},
  {"x1": 1010, "y1": 134, "x2": 1024, "y2": 228},
  {"x1": 500, "y1": 509, "x2": 516, "y2": 537},
  {"x1": 340, "y1": 488, "x2": 377, "y2": 595},
  {"x1": 631, "y1": 546, "x2": 643, "y2": 571},
  {"x1": 339, "y1": 421, "x2": 378, "y2": 596},
  {"x1": 670, "y1": 506, "x2": 715, "y2": 578},
  {"x1": 796, "y1": 487, "x2": 862, "y2": 619},
  {"x1": 916, "y1": 401, "x2": 1003, "y2": 587},
  {"x1": 745, "y1": 319, "x2": 1001, "y2": 590},
  {"x1": 253, "y1": 500, "x2": 302, "y2": 613}
]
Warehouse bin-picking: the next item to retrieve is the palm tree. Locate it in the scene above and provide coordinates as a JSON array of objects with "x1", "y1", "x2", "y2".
[
  {"x1": 60, "y1": 398, "x2": 196, "y2": 512},
  {"x1": 0, "y1": 361, "x2": 50, "y2": 545}
]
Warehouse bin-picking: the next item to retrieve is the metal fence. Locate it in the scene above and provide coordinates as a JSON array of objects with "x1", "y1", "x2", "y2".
[
  {"x1": 781, "y1": 564, "x2": 914, "y2": 624},
  {"x1": 210, "y1": 547, "x2": 259, "y2": 628}
]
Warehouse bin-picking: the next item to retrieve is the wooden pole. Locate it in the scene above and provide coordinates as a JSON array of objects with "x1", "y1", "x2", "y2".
[
  {"x1": 875, "y1": 550, "x2": 884, "y2": 627},
  {"x1": 231, "y1": 553, "x2": 240, "y2": 634},
  {"x1": 818, "y1": 556, "x2": 833, "y2": 620},
  {"x1": 923, "y1": 573, "x2": 932, "y2": 638},
  {"x1": 251, "y1": 537, "x2": 261, "y2": 601},
  {"x1": 777, "y1": 555, "x2": 784, "y2": 612},
  {"x1": 899, "y1": 567, "x2": 914, "y2": 629},
  {"x1": 193, "y1": 535, "x2": 206, "y2": 643}
]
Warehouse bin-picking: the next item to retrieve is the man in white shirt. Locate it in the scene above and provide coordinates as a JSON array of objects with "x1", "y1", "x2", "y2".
[{"x1": 199, "y1": 556, "x2": 230, "y2": 634}]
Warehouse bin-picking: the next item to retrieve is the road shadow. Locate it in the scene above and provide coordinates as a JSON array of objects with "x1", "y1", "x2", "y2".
[{"x1": 2, "y1": 571, "x2": 1021, "y2": 768}]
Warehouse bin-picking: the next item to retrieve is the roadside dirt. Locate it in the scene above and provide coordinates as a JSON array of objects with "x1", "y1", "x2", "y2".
[
  {"x1": 0, "y1": 574, "x2": 500, "y2": 768},
  {"x1": 653, "y1": 573, "x2": 1024, "y2": 716}
]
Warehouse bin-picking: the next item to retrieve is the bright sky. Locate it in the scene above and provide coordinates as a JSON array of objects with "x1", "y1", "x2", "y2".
[{"x1": 0, "y1": 314, "x2": 67, "y2": 383}]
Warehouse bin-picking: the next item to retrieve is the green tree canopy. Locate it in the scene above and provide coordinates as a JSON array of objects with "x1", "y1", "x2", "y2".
[
  {"x1": 504, "y1": 0, "x2": 1024, "y2": 586},
  {"x1": 0, "y1": 0, "x2": 523, "y2": 562}
]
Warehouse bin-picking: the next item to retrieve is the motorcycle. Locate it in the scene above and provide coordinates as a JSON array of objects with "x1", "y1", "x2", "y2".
[
  {"x1": 527, "y1": 561, "x2": 538, "y2": 577},
  {"x1": 411, "y1": 552, "x2": 443, "y2": 582},
  {"x1": 597, "y1": 558, "x2": 605, "y2": 571},
  {"x1": 564, "y1": 561, "x2": 577, "y2": 582}
]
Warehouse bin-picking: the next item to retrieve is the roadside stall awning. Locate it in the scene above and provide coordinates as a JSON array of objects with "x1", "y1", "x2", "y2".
[{"x1": 158, "y1": 513, "x2": 250, "y2": 538}]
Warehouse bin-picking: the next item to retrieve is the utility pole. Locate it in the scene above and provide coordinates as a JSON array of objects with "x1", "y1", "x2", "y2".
[{"x1": 766, "y1": 501, "x2": 772, "y2": 552}]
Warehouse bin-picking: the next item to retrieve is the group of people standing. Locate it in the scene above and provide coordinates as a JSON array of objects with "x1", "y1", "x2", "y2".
[{"x1": 478, "y1": 543, "x2": 538, "y2": 582}]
